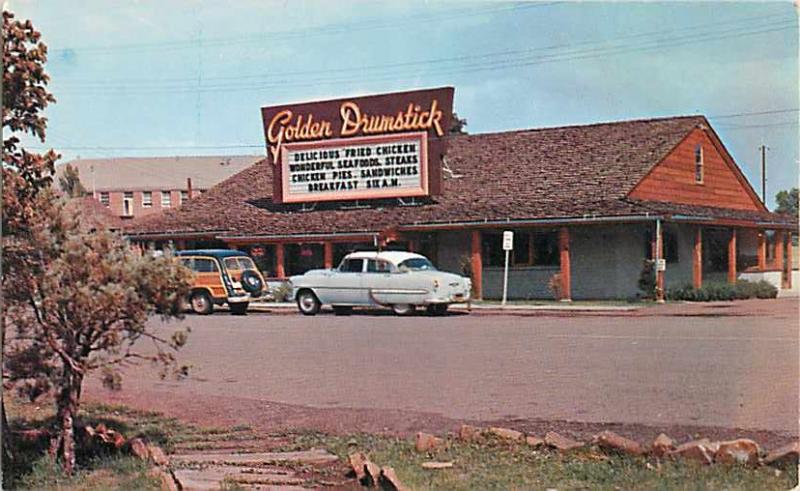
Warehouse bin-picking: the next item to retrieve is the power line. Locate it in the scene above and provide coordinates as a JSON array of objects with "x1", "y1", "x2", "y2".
[
  {"x1": 49, "y1": 2, "x2": 561, "y2": 55},
  {"x1": 28, "y1": 108, "x2": 798, "y2": 152},
  {"x1": 53, "y1": 11, "x2": 789, "y2": 87},
  {"x1": 51, "y1": 20, "x2": 796, "y2": 96}
]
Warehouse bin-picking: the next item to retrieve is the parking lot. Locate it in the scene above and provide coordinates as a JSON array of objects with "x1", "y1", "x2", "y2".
[{"x1": 86, "y1": 298, "x2": 799, "y2": 440}]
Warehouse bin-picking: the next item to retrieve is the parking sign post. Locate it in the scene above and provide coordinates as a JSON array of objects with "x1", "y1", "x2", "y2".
[{"x1": 502, "y1": 231, "x2": 513, "y2": 306}]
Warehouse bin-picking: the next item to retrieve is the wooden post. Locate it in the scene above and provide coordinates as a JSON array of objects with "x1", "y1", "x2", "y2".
[
  {"x1": 775, "y1": 230, "x2": 784, "y2": 284},
  {"x1": 757, "y1": 231, "x2": 767, "y2": 271},
  {"x1": 324, "y1": 241, "x2": 333, "y2": 269},
  {"x1": 186, "y1": 178, "x2": 193, "y2": 200},
  {"x1": 176, "y1": 240, "x2": 187, "y2": 250},
  {"x1": 786, "y1": 233, "x2": 793, "y2": 289},
  {"x1": 655, "y1": 222, "x2": 665, "y2": 303},
  {"x1": 727, "y1": 228, "x2": 737, "y2": 284},
  {"x1": 693, "y1": 227, "x2": 703, "y2": 289},
  {"x1": 470, "y1": 230, "x2": 482, "y2": 300},
  {"x1": 275, "y1": 243, "x2": 286, "y2": 279},
  {"x1": 559, "y1": 227, "x2": 571, "y2": 301}
]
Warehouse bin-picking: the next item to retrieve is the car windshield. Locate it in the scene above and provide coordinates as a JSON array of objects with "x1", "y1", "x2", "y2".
[{"x1": 397, "y1": 257, "x2": 436, "y2": 271}]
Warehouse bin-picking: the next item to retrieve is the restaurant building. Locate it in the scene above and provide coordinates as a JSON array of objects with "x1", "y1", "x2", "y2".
[{"x1": 127, "y1": 88, "x2": 797, "y2": 300}]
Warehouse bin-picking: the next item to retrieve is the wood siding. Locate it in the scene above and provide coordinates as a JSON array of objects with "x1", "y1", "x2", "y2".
[{"x1": 628, "y1": 128, "x2": 763, "y2": 211}]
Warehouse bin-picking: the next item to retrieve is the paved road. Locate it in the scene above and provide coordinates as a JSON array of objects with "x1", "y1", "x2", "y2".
[{"x1": 88, "y1": 298, "x2": 799, "y2": 434}]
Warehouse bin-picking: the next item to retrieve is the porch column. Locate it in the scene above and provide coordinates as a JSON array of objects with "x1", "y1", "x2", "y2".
[
  {"x1": 655, "y1": 222, "x2": 665, "y2": 303},
  {"x1": 693, "y1": 226, "x2": 703, "y2": 289},
  {"x1": 323, "y1": 241, "x2": 333, "y2": 269},
  {"x1": 727, "y1": 228, "x2": 737, "y2": 284},
  {"x1": 559, "y1": 227, "x2": 572, "y2": 301},
  {"x1": 470, "y1": 230, "x2": 482, "y2": 300},
  {"x1": 775, "y1": 230, "x2": 785, "y2": 284},
  {"x1": 757, "y1": 231, "x2": 767, "y2": 270},
  {"x1": 275, "y1": 243, "x2": 286, "y2": 279},
  {"x1": 786, "y1": 233, "x2": 793, "y2": 289}
]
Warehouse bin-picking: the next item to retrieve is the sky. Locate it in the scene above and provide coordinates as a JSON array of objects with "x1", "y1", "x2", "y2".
[{"x1": 7, "y1": 0, "x2": 799, "y2": 209}]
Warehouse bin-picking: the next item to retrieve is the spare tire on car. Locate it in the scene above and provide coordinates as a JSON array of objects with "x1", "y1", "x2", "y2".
[{"x1": 240, "y1": 270, "x2": 263, "y2": 295}]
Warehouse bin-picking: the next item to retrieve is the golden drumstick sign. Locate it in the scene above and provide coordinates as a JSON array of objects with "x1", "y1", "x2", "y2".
[{"x1": 261, "y1": 87, "x2": 454, "y2": 204}]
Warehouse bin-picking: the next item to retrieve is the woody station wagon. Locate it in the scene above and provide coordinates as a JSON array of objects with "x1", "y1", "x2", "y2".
[{"x1": 176, "y1": 249, "x2": 266, "y2": 315}]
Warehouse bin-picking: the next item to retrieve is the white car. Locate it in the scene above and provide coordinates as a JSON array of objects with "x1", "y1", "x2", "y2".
[{"x1": 289, "y1": 251, "x2": 471, "y2": 316}]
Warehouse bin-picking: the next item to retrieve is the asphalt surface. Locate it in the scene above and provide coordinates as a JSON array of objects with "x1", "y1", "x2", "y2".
[{"x1": 87, "y1": 298, "x2": 799, "y2": 435}]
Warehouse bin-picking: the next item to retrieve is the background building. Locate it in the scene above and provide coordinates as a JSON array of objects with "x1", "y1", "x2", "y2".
[
  {"x1": 54, "y1": 155, "x2": 263, "y2": 220},
  {"x1": 126, "y1": 114, "x2": 797, "y2": 300}
]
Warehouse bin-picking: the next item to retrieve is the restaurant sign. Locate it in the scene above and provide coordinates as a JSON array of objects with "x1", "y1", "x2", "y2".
[{"x1": 261, "y1": 87, "x2": 454, "y2": 204}]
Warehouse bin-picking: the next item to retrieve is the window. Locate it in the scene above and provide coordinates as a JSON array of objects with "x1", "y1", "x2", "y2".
[
  {"x1": 366, "y1": 259, "x2": 393, "y2": 273},
  {"x1": 340, "y1": 258, "x2": 364, "y2": 272},
  {"x1": 142, "y1": 191, "x2": 152, "y2": 207},
  {"x1": 180, "y1": 190, "x2": 189, "y2": 205},
  {"x1": 482, "y1": 230, "x2": 559, "y2": 267},
  {"x1": 99, "y1": 192, "x2": 109, "y2": 207},
  {"x1": 161, "y1": 191, "x2": 171, "y2": 208},
  {"x1": 193, "y1": 258, "x2": 219, "y2": 273},
  {"x1": 643, "y1": 229, "x2": 679, "y2": 263},
  {"x1": 513, "y1": 233, "x2": 531, "y2": 266},
  {"x1": 694, "y1": 144, "x2": 704, "y2": 183},
  {"x1": 122, "y1": 192, "x2": 133, "y2": 216}
]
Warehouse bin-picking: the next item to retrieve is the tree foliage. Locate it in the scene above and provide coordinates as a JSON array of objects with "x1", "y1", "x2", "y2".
[
  {"x1": 775, "y1": 188, "x2": 798, "y2": 216},
  {"x1": 2, "y1": 10, "x2": 59, "y2": 235},
  {"x1": 449, "y1": 112, "x2": 468, "y2": 135},
  {"x1": 2, "y1": 9, "x2": 193, "y2": 475},
  {"x1": 58, "y1": 164, "x2": 87, "y2": 198}
]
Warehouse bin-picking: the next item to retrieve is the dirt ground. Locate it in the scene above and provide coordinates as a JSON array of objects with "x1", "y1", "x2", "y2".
[{"x1": 84, "y1": 298, "x2": 799, "y2": 450}]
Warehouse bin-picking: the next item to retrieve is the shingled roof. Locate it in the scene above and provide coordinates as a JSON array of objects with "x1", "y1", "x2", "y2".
[{"x1": 126, "y1": 115, "x2": 795, "y2": 238}]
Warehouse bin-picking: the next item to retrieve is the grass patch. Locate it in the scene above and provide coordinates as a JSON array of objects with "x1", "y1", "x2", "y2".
[
  {"x1": 4, "y1": 396, "x2": 254, "y2": 489},
  {"x1": 282, "y1": 431, "x2": 797, "y2": 490}
]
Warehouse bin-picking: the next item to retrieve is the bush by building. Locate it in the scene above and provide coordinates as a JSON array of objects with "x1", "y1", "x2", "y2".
[{"x1": 666, "y1": 279, "x2": 777, "y2": 301}]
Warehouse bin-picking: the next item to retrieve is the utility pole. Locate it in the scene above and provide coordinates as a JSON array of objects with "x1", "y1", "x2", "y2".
[{"x1": 759, "y1": 144, "x2": 767, "y2": 205}]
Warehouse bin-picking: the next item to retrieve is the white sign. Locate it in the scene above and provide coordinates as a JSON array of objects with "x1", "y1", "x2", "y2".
[
  {"x1": 656, "y1": 259, "x2": 666, "y2": 271},
  {"x1": 281, "y1": 132, "x2": 428, "y2": 203},
  {"x1": 503, "y1": 231, "x2": 514, "y2": 251}
]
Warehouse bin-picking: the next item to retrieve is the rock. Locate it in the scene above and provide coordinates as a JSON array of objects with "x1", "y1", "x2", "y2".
[
  {"x1": 714, "y1": 439, "x2": 760, "y2": 467},
  {"x1": 764, "y1": 441, "x2": 800, "y2": 467},
  {"x1": 458, "y1": 424, "x2": 484, "y2": 443},
  {"x1": 148, "y1": 468, "x2": 178, "y2": 491},
  {"x1": 545, "y1": 431, "x2": 583, "y2": 452},
  {"x1": 348, "y1": 452, "x2": 368, "y2": 481},
  {"x1": 592, "y1": 430, "x2": 644, "y2": 456},
  {"x1": 526, "y1": 435, "x2": 545, "y2": 448},
  {"x1": 127, "y1": 437, "x2": 150, "y2": 461},
  {"x1": 488, "y1": 427, "x2": 524, "y2": 443},
  {"x1": 380, "y1": 467, "x2": 410, "y2": 491},
  {"x1": 415, "y1": 432, "x2": 443, "y2": 452},
  {"x1": 651, "y1": 433, "x2": 675, "y2": 458},
  {"x1": 148, "y1": 444, "x2": 169, "y2": 466},
  {"x1": 668, "y1": 439, "x2": 718, "y2": 465},
  {"x1": 421, "y1": 461, "x2": 454, "y2": 469}
]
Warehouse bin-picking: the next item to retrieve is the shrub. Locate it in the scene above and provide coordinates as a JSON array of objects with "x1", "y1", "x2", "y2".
[
  {"x1": 638, "y1": 260, "x2": 656, "y2": 299},
  {"x1": 667, "y1": 279, "x2": 778, "y2": 301}
]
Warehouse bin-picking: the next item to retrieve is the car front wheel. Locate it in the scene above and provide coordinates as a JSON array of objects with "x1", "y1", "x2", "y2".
[
  {"x1": 391, "y1": 304, "x2": 416, "y2": 316},
  {"x1": 297, "y1": 290, "x2": 321, "y2": 316},
  {"x1": 190, "y1": 291, "x2": 213, "y2": 315}
]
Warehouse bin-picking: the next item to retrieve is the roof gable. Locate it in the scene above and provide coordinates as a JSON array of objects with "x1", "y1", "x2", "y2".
[{"x1": 628, "y1": 123, "x2": 767, "y2": 212}]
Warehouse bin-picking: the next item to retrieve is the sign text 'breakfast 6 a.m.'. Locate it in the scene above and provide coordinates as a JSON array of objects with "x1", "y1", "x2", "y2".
[{"x1": 261, "y1": 87, "x2": 454, "y2": 204}]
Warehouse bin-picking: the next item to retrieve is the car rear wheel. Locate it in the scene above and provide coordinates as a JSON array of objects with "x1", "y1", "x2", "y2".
[
  {"x1": 391, "y1": 304, "x2": 416, "y2": 316},
  {"x1": 333, "y1": 306, "x2": 353, "y2": 316},
  {"x1": 297, "y1": 290, "x2": 321, "y2": 316},
  {"x1": 229, "y1": 302, "x2": 249, "y2": 315},
  {"x1": 426, "y1": 304, "x2": 449, "y2": 316},
  {"x1": 190, "y1": 291, "x2": 213, "y2": 315}
]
